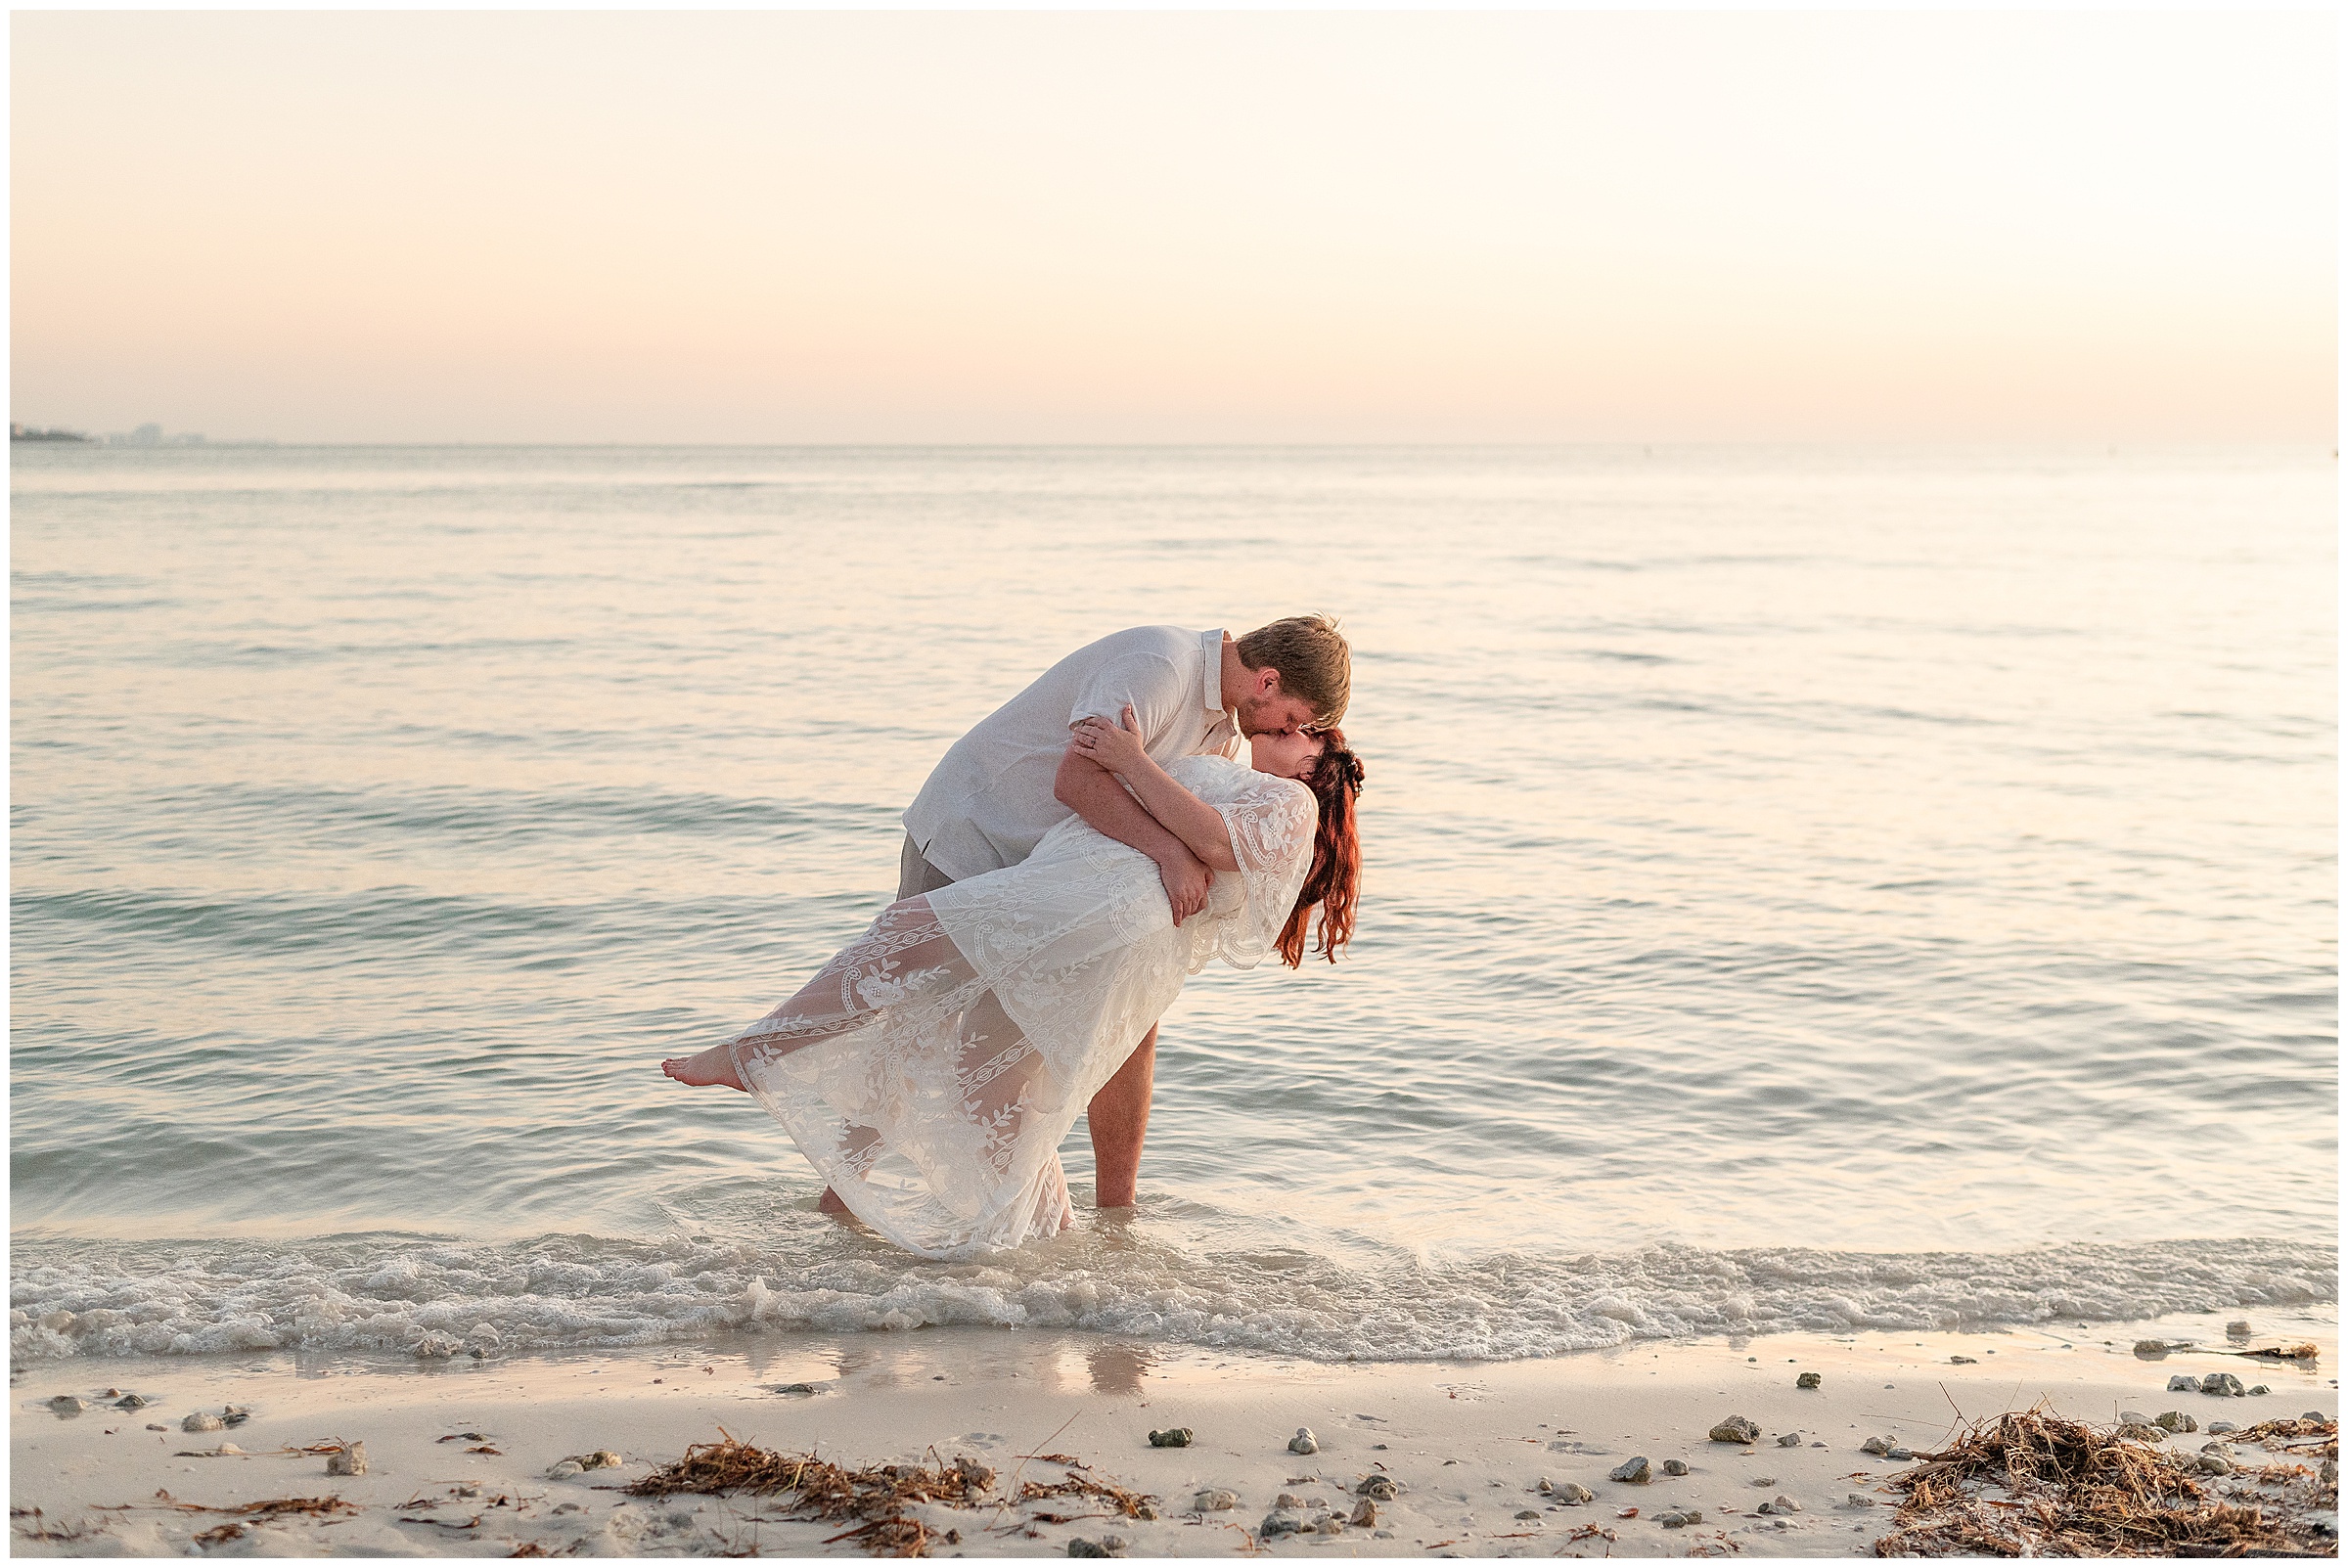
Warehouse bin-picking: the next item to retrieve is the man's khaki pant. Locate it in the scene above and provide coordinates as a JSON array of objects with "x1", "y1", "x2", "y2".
[{"x1": 896, "y1": 833, "x2": 958, "y2": 901}]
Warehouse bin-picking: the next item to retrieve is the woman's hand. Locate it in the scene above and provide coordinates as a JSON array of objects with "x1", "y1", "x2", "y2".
[{"x1": 1069, "y1": 704, "x2": 1151, "y2": 775}]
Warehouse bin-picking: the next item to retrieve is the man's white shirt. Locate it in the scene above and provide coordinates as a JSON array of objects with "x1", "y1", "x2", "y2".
[{"x1": 902, "y1": 626, "x2": 1242, "y2": 881}]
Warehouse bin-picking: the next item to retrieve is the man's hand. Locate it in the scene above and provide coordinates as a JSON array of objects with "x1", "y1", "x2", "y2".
[{"x1": 1154, "y1": 847, "x2": 1210, "y2": 925}]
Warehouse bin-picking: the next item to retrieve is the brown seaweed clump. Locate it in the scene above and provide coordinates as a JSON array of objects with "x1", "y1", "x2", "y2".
[
  {"x1": 624, "y1": 1432, "x2": 1034, "y2": 1556},
  {"x1": 1871, "y1": 1407, "x2": 2313, "y2": 1557}
]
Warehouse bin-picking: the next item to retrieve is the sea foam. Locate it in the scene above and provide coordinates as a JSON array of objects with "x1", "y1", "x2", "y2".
[{"x1": 11, "y1": 1231, "x2": 2332, "y2": 1365}]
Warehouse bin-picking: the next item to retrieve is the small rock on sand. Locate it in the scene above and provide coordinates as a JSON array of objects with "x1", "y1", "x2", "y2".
[
  {"x1": 1796, "y1": 1371, "x2": 1822, "y2": 1389},
  {"x1": 1772, "y1": 1495, "x2": 1803, "y2": 1513},
  {"x1": 1148, "y1": 1428, "x2": 1193, "y2": 1448},
  {"x1": 1349, "y1": 1500, "x2": 1377, "y2": 1528},
  {"x1": 1950, "y1": 1356, "x2": 1978, "y2": 1365},
  {"x1": 1607, "y1": 1456, "x2": 1650, "y2": 1484},
  {"x1": 545, "y1": 1459, "x2": 585, "y2": 1481},
  {"x1": 45, "y1": 1395, "x2": 87, "y2": 1414},
  {"x1": 1709, "y1": 1416, "x2": 1761, "y2": 1444},
  {"x1": 1846, "y1": 1494, "x2": 1876, "y2": 1508},
  {"x1": 1661, "y1": 1458, "x2": 1689, "y2": 1476},
  {"x1": 2247, "y1": 1384, "x2": 2270, "y2": 1396},
  {"x1": 2304, "y1": 1411, "x2": 2330, "y2": 1422},
  {"x1": 2114, "y1": 1424, "x2": 2165, "y2": 1443},
  {"x1": 1514, "y1": 1509, "x2": 1541, "y2": 1520},
  {"x1": 2200, "y1": 1373, "x2": 2245, "y2": 1397},
  {"x1": 2228, "y1": 1321, "x2": 2254, "y2": 1337},
  {"x1": 2133, "y1": 1340, "x2": 2171, "y2": 1358},
  {"x1": 2196, "y1": 1454, "x2": 2234, "y2": 1475},
  {"x1": 2206, "y1": 1421, "x2": 2238, "y2": 1434},
  {"x1": 326, "y1": 1442, "x2": 367, "y2": 1476},
  {"x1": 113, "y1": 1394, "x2": 152, "y2": 1410},
  {"x1": 1751, "y1": 1477, "x2": 1777, "y2": 1488},
  {"x1": 1546, "y1": 1481, "x2": 1593, "y2": 1503},
  {"x1": 1658, "y1": 1508, "x2": 1703, "y2": 1528},
  {"x1": 1887, "y1": 1448, "x2": 1915, "y2": 1461},
  {"x1": 1195, "y1": 1489, "x2": 1239, "y2": 1512},
  {"x1": 182, "y1": 1411, "x2": 225, "y2": 1433},
  {"x1": 1357, "y1": 1475, "x2": 1398, "y2": 1500},
  {"x1": 2321, "y1": 1460, "x2": 2338, "y2": 1484},
  {"x1": 2168, "y1": 1375, "x2": 2202, "y2": 1392},
  {"x1": 1861, "y1": 1436, "x2": 1892, "y2": 1456},
  {"x1": 1067, "y1": 1535, "x2": 1126, "y2": 1557},
  {"x1": 1776, "y1": 1432, "x2": 1802, "y2": 1447},
  {"x1": 1287, "y1": 1427, "x2": 1319, "y2": 1456},
  {"x1": 2153, "y1": 1411, "x2": 2197, "y2": 1433}
]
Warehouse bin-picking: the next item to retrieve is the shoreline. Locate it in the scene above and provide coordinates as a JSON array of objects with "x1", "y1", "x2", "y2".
[{"x1": 11, "y1": 1305, "x2": 2336, "y2": 1557}]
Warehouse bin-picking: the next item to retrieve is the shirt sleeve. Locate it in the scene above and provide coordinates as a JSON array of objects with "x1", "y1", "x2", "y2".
[{"x1": 1067, "y1": 652, "x2": 1190, "y2": 746}]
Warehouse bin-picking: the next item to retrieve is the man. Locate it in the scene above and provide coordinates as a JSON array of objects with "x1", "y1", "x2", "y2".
[{"x1": 897, "y1": 615, "x2": 1351, "y2": 1208}]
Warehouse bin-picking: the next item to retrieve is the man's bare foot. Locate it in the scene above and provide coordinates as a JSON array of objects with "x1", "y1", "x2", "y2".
[{"x1": 661, "y1": 1044, "x2": 746, "y2": 1091}]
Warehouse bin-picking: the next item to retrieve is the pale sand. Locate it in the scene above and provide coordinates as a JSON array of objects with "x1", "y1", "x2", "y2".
[{"x1": 12, "y1": 1305, "x2": 2335, "y2": 1557}]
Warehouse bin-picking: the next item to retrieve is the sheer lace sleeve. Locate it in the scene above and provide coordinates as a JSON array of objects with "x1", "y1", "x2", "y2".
[{"x1": 1207, "y1": 775, "x2": 1317, "y2": 969}]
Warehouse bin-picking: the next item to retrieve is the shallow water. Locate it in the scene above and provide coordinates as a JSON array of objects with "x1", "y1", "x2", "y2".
[{"x1": 11, "y1": 443, "x2": 2335, "y2": 1361}]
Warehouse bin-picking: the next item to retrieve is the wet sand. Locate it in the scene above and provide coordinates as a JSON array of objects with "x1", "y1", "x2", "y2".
[{"x1": 12, "y1": 1306, "x2": 2335, "y2": 1556}]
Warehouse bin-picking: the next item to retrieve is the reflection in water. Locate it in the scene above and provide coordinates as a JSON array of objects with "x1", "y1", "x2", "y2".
[{"x1": 1087, "y1": 1342, "x2": 1153, "y2": 1395}]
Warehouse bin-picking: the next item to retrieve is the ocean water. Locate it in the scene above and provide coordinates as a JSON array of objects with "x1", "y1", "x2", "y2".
[{"x1": 10, "y1": 443, "x2": 2336, "y2": 1364}]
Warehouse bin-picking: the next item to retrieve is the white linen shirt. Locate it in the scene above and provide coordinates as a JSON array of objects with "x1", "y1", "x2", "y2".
[{"x1": 902, "y1": 626, "x2": 1242, "y2": 881}]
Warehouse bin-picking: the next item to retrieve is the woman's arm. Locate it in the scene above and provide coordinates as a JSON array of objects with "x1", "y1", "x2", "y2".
[{"x1": 1067, "y1": 706, "x2": 1241, "y2": 873}]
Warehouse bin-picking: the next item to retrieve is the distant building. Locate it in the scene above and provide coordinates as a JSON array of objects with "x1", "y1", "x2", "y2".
[
  {"x1": 9, "y1": 423, "x2": 90, "y2": 443},
  {"x1": 128, "y1": 423, "x2": 163, "y2": 446}
]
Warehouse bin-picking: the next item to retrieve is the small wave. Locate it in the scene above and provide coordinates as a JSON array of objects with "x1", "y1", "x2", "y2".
[{"x1": 10, "y1": 1231, "x2": 2332, "y2": 1366}]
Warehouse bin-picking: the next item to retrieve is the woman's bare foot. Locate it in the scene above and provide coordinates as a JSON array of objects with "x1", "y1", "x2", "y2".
[
  {"x1": 661, "y1": 1044, "x2": 746, "y2": 1091},
  {"x1": 818, "y1": 1187, "x2": 851, "y2": 1214}
]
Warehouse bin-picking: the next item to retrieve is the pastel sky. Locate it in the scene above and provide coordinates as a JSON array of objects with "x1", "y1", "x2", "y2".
[{"x1": 11, "y1": 11, "x2": 2337, "y2": 443}]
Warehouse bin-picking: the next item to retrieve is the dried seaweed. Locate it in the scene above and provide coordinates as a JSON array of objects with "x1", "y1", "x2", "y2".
[
  {"x1": 1872, "y1": 1407, "x2": 2311, "y2": 1557},
  {"x1": 624, "y1": 1432, "x2": 1015, "y2": 1557}
]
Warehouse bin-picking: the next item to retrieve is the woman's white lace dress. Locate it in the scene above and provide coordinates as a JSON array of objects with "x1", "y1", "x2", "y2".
[{"x1": 726, "y1": 755, "x2": 1317, "y2": 1259}]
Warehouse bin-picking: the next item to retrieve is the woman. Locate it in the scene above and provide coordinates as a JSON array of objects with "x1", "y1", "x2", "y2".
[{"x1": 662, "y1": 707, "x2": 1364, "y2": 1259}]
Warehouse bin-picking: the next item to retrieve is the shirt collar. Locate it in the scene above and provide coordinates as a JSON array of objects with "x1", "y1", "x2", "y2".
[{"x1": 1202, "y1": 629, "x2": 1231, "y2": 715}]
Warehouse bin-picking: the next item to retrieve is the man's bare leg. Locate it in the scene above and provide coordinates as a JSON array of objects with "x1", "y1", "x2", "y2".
[{"x1": 1086, "y1": 1024, "x2": 1156, "y2": 1208}]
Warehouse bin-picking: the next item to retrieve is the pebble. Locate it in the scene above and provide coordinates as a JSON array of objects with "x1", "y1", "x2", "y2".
[
  {"x1": 1772, "y1": 1495, "x2": 1803, "y2": 1514},
  {"x1": 1357, "y1": 1475, "x2": 1399, "y2": 1500},
  {"x1": 2114, "y1": 1424, "x2": 2165, "y2": 1443},
  {"x1": 1349, "y1": 1500, "x2": 1378, "y2": 1528},
  {"x1": 1658, "y1": 1509, "x2": 1703, "y2": 1528},
  {"x1": 1514, "y1": 1509, "x2": 1542, "y2": 1520},
  {"x1": 1194, "y1": 1489, "x2": 1239, "y2": 1512},
  {"x1": 1276, "y1": 1495, "x2": 1303, "y2": 1510},
  {"x1": 1708, "y1": 1415, "x2": 1761, "y2": 1444},
  {"x1": 1796, "y1": 1372, "x2": 1822, "y2": 1389},
  {"x1": 2134, "y1": 1340, "x2": 2171, "y2": 1357},
  {"x1": 1066, "y1": 1535, "x2": 1127, "y2": 1557},
  {"x1": 1660, "y1": 1458, "x2": 1689, "y2": 1476},
  {"x1": 2168, "y1": 1375, "x2": 2202, "y2": 1393},
  {"x1": 1258, "y1": 1510, "x2": 1305, "y2": 1538},
  {"x1": 113, "y1": 1394, "x2": 152, "y2": 1411},
  {"x1": 2154, "y1": 1411, "x2": 2198, "y2": 1433},
  {"x1": 1751, "y1": 1477, "x2": 1777, "y2": 1488},
  {"x1": 326, "y1": 1441, "x2": 368, "y2": 1476},
  {"x1": 1887, "y1": 1448, "x2": 1915, "y2": 1461},
  {"x1": 2305, "y1": 1411, "x2": 2330, "y2": 1422},
  {"x1": 1546, "y1": 1481, "x2": 1593, "y2": 1504},
  {"x1": 2322, "y1": 1460, "x2": 2339, "y2": 1484},
  {"x1": 2120, "y1": 1411, "x2": 2149, "y2": 1424},
  {"x1": 1776, "y1": 1432, "x2": 1802, "y2": 1448},
  {"x1": 1861, "y1": 1436, "x2": 1892, "y2": 1456},
  {"x1": 1949, "y1": 1356, "x2": 1977, "y2": 1365},
  {"x1": 1846, "y1": 1494, "x2": 1877, "y2": 1508},
  {"x1": 2200, "y1": 1373, "x2": 2245, "y2": 1398},
  {"x1": 2229, "y1": 1321, "x2": 2254, "y2": 1337},
  {"x1": 1607, "y1": 1456, "x2": 1650, "y2": 1484},
  {"x1": 1288, "y1": 1427, "x2": 1319, "y2": 1456},
  {"x1": 45, "y1": 1395, "x2": 86, "y2": 1414},
  {"x1": 2195, "y1": 1454, "x2": 2234, "y2": 1476},
  {"x1": 581, "y1": 1450, "x2": 621, "y2": 1469},
  {"x1": 182, "y1": 1411, "x2": 224, "y2": 1433},
  {"x1": 545, "y1": 1459, "x2": 585, "y2": 1481},
  {"x1": 2207, "y1": 1421, "x2": 2238, "y2": 1435},
  {"x1": 2248, "y1": 1385, "x2": 2270, "y2": 1396},
  {"x1": 1148, "y1": 1428, "x2": 1194, "y2": 1448}
]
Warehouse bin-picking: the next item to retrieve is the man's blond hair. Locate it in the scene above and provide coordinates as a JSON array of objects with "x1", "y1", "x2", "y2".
[{"x1": 1237, "y1": 614, "x2": 1351, "y2": 727}]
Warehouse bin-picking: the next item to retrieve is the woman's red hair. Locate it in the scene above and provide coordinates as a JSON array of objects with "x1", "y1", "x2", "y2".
[{"x1": 1277, "y1": 728, "x2": 1364, "y2": 966}]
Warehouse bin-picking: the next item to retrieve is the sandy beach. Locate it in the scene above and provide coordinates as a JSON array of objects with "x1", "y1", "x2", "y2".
[{"x1": 12, "y1": 1305, "x2": 2334, "y2": 1557}]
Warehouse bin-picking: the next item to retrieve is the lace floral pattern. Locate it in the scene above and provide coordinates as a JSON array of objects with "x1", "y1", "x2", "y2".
[{"x1": 725, "y1": 755, "x2": 1319, "y2": 1259}]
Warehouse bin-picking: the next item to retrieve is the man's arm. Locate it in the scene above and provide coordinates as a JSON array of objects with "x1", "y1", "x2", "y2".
[{"x1": 1054, "y1": 746, "x2": 1211, "y2": 924}]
